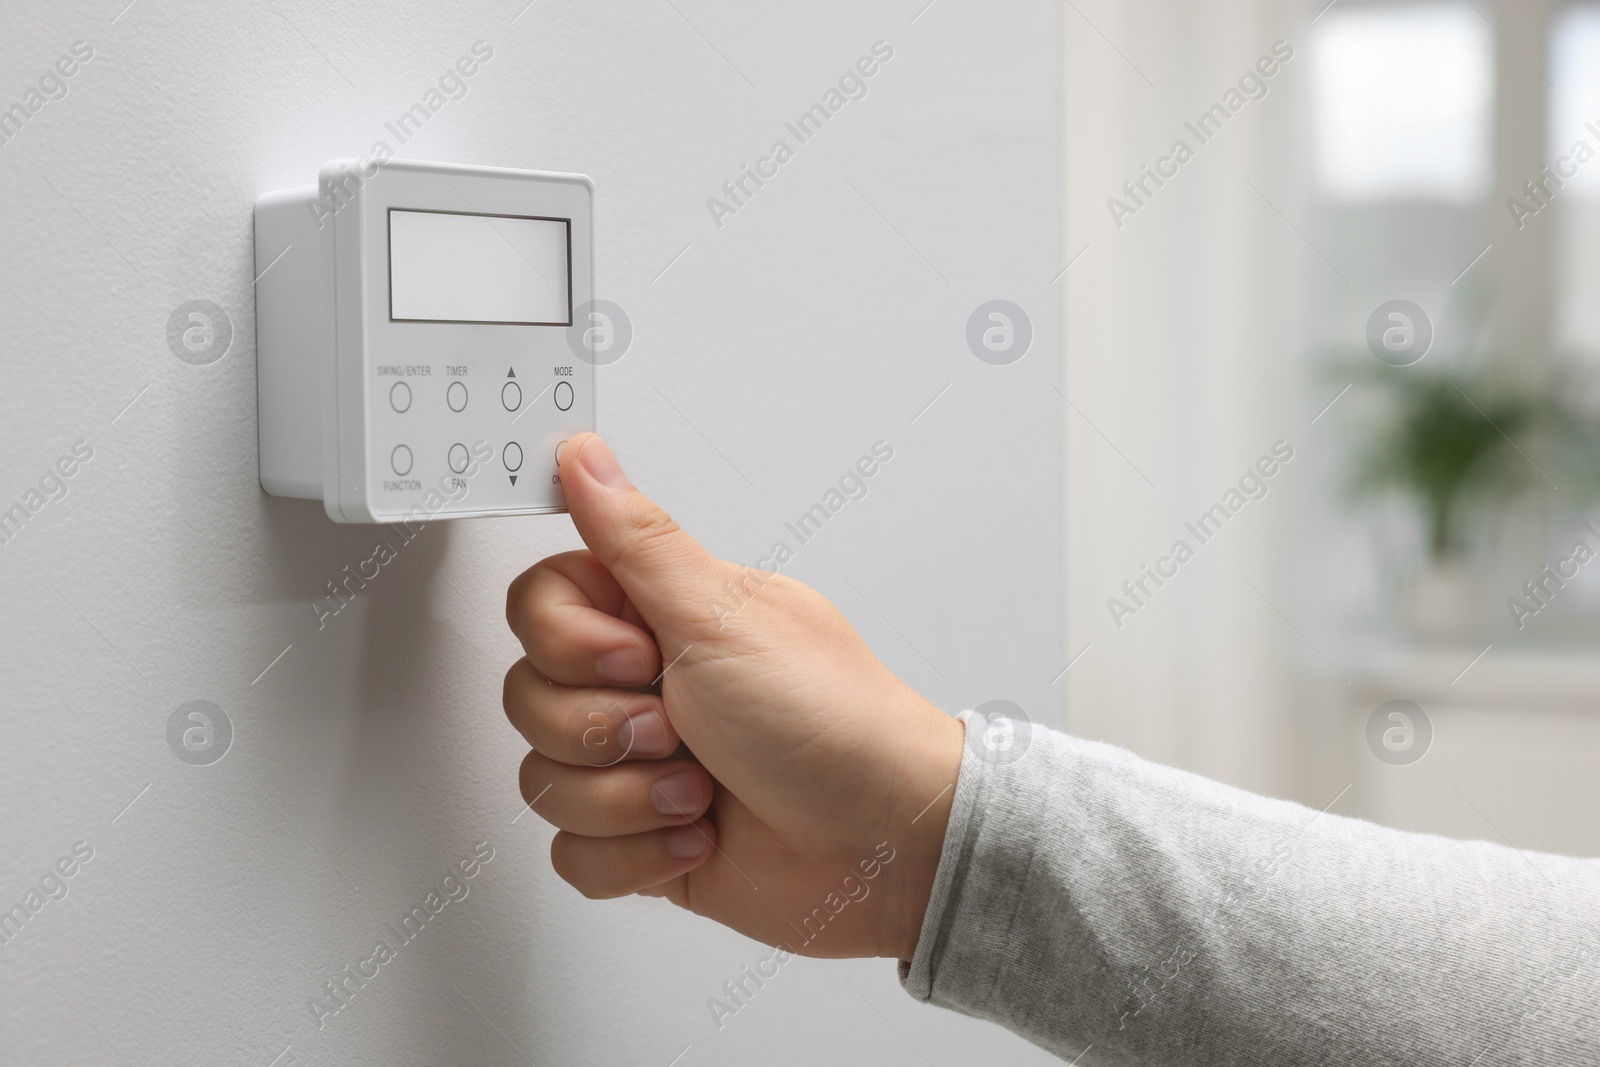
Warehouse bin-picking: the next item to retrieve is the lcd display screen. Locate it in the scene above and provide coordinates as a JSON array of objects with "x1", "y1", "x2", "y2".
[{"x1": 388, "y1": 209, "x2": 570, "y2": 325}]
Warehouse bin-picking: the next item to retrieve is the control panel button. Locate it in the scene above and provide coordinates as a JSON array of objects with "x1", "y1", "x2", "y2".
[
  {"x1": 555, "y1": 439, "x2": 568, "y2": 464},
  {"x1": 447, "y1": 381, "x2": 468, "y2": 412},
  {"x1": 391, "y1": 444, "x2": 413, "y2": 476},
  {"x1": 554, "y1": 380, "x2": 574, "y2": 411},
  {"x1": 503, "y1": 442, "x2": 523, "y2": 472},
  {"x1": 502, "y1": 381, "x2": 522, "y2": 412},
  {"x1": 447, "y1": 442, "x2": 469, "y2": 474},
  {"x1": 389, "y1": 382, "x2": 412, "y2": 413}
]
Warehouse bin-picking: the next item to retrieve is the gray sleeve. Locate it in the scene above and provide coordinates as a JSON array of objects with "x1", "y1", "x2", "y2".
[{"x1": 900, "y1": 713, "x2": 1600, "y2": 1065}]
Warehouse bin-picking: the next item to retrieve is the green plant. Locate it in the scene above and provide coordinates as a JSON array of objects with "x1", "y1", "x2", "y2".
[{"x1": 1349, "y1": 369, "x2": 1542, "y2": 560}]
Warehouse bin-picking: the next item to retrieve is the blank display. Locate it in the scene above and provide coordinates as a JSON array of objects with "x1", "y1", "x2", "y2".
[{"x1": 389, "y1": 209, "x2": 570, "y2": 325}]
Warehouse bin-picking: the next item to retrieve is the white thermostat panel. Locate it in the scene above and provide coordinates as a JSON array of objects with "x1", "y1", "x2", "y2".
[{"x1": 254, "y1": 159, "x2": 594, "y2": 522}]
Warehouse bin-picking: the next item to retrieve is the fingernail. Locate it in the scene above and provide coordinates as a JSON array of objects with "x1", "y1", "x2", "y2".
[
  {"x1": 579, "y1": 437, "x2": 625, "y2": 487},
  {"x1": 663, "y1": 824, "x2": 709, "y2": 859},
  {"x1": 651, "y1": 770, "x2": 704, "y2": 816},
  {"x1": 597, "y1": 646, "x2": 647, "y2": 684},
  {"x1": 617, "y1": 710, "x2": 669, "y2": 757}
]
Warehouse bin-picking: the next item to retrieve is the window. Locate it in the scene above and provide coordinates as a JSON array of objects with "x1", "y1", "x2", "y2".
[
  {"x1": 1550, "y1": 5, "x2": 1600, "y2": 197},
  {"x1": 1551, "y1": 5, "x2": 1600, "y2": 357},
  {"x1": 1311, "y1": 2, "x2": 1494, "y2": 203}
]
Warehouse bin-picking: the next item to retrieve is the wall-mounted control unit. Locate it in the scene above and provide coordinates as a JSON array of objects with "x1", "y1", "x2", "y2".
[{"x1": 254, "y1": 159, "x2": 595, "y2": 522}]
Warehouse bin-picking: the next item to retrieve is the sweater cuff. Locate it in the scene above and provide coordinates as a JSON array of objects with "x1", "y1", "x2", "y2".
[{"x1": 899, "y1": 709, "x2": 1009, "y2": 1000}]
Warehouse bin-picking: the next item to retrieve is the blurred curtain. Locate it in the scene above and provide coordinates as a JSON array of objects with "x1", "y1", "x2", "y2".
[{"x1": 1061, "y1": 0, "x2": 1329, "y2": 802}]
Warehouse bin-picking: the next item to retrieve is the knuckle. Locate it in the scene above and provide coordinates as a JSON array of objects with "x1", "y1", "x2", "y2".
[
  {"x1": 548, "y1": 836, "x2": 579, "y2": 889},
  {"x1": 568, "y1": 696, "x2": 628, "y2": 766},
  {"x1": 507, "y1": 590, "x2": 564, "y2": 661},
  {"x1": 621, "y1": 503, "x2": 684, "y2": 559},
  {"x1": 502, "y1": 659, "x2": 529, "y2": 720},
  {"x1": 517, "y1": 749, "x2": 547, "y2": 803},
  {"x1": 549, "y1": 836, "x2": 610, "y2": 900},
  {"x1": 578, "y1": 771, "x2": 632, "y2": 835},
  {"x1": 504, "y1": 565, "x2": 541, "y2": 633},
  {"x1": 508, "y1": 665, "x2": 579, "y2": 755},
  {"x1": 505, "y1": 554, "x2": 574, "y2": 635}
]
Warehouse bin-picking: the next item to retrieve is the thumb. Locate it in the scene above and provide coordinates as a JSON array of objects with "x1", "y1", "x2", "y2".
[{"x1": 558, "y1": 433, "x2": 723, "y2": 629}]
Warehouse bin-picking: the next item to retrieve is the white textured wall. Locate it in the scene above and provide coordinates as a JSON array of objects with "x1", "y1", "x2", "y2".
[{"x1": 0, "y1": 2, "x2": 1061, "y2": 1064}]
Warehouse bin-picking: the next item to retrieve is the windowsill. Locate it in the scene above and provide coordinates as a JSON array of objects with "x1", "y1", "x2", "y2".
[{"x1": 1337, "y1": 628, "x2": 1600, "y2": 712}]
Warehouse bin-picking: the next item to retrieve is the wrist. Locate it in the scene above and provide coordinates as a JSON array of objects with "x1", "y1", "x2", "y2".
[{"x1": 881, "y1": 701, "x2": 965, "y2": 961}]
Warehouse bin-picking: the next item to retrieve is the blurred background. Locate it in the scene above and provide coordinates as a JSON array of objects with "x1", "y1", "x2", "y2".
[{"x1": 1066, "y1": 0, "x2": 1600, "y2": 858}]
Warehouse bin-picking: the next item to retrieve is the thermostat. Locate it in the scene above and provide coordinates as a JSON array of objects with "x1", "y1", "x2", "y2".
[{"x1": 254, "y1": 159, "x2": 595, "y2": 522}]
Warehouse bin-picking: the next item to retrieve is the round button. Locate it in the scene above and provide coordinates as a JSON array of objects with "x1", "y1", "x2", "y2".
[
  {"x1": 447, "y1": 443, "x2": 469, "y2": 474},
  {"x1": 447, "y1": 381, "x2": 468, "y2": 412},
  {"x1": 503, "y1": 441, "x2": 523, "y2": 472},
  {"x1": 554, "y1": 380, "x2": 574, "y2": 411},
  {"x1": 390, "y1": 445, "x2": 413, "y2": 476},
  {"x1": 502, "y1": 381, "x2": 522, "y2": 412},
  {"x1": 389, "y1": 381, "x2": 412, "y2": 413},
  {"x1": 555, "y1": 439, "x2": 568, "y2": 464}
]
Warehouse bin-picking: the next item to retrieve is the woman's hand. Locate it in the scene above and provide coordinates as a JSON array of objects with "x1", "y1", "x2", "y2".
[{"x1": 503, "y1": 434, "x2": 963, "y2": 960}]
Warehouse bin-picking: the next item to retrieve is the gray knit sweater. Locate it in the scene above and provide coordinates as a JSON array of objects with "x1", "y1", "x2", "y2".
[{"x1": 901, "y1": 714, "x2": 1600, "y2": 1065}]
